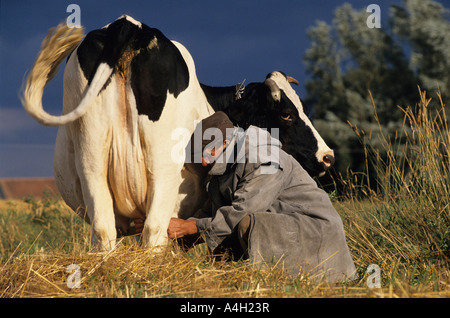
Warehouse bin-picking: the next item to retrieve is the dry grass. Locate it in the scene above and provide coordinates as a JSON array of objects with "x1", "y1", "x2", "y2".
[
  {"x1": 1, "y1": 88, "x2": 449, "y2": 298},
  {"x1": 1, "y1": 223, "x2": 447, "y2": 298}
]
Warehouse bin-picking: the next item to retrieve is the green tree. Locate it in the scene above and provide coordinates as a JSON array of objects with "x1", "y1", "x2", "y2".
[
  {"x1": 303, "y1": 1, "x2": 449, "y2": 178},
  {"x1": 391, "y1": 0, "x2": 450, "y2": 97}
]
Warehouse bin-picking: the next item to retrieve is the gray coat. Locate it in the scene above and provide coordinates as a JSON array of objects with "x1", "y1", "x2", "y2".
[{"x1": 193, "y1": 127, "x2": 357, "y2": 283}]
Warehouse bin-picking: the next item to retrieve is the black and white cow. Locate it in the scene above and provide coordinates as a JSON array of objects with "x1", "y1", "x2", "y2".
[
  {"x1": 21, "y1": 15, "x2": 333, "y2": 250},
  {"x1": 201, "y1": 72, "x2": 335, "y2": 177}
]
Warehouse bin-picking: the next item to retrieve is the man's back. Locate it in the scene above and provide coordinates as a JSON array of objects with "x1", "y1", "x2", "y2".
[{"x1": 195, "y1": 126, "x2": 356, "y2": 282}]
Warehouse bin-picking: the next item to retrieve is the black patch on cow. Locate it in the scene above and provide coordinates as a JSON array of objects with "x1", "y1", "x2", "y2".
[
  {"x1": 278, "y1": 115, "x2": 322, "y2": 177},
  {"x1": 76, "y1": 16, "x2": 189, "y2": 122},
  {"x1": 226, "y1": 84, "x2": 323, "y2": 176},
  {"x1": 226, "y1": 83, "x2": 276, "y2": 129},
  {"x1": 200, "y1": 84, "x2": 236, "y2": 112},
  {"x1": 199, "y1": 79, "x2": 326, "y2": 176},
  {"x1": 77, "y1": 28, "x2": 108, "y2": 83},
  {"x1": 129, "y1": 25, "x2": 189, "y2": 121}
]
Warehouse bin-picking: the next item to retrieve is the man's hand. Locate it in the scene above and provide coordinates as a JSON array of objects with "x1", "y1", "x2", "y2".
[
  {"x1": 134, "y1": 218, "x2": 145, "y2": 234},
  {"x1": 167, "y1": 218, "x2": 198, "y2": 239}
]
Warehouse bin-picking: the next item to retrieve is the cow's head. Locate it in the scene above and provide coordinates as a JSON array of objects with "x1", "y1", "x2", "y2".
[{"x1": 227, "y1": 71, "x2": 334, "y2": 177}]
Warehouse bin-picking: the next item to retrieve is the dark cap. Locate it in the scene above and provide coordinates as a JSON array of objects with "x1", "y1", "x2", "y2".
[
  {"x1": 199, "y1": 111, "x2": 235, "y2": 150},
  {"x1": 186, "y1": 111, "x2": 235, "y2": 165}
]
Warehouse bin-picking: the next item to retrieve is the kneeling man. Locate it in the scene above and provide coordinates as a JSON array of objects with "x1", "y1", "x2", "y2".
[{"x1": 168, "y1": 111, "x2": 357, "y2": 283}]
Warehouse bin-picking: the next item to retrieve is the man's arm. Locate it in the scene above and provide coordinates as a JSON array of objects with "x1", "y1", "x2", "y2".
[{"x1": 196, "y1": 164, "x2": 285, "y2": 251}]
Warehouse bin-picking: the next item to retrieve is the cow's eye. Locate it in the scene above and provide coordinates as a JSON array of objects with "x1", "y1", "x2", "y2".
[{"x1": 280, "y1": 113, "x2": 291, "y2": 121}]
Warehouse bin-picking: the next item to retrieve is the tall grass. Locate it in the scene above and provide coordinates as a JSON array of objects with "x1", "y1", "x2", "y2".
[{"x1": 340, "y1": 87, "x2": 449, "y2": 289}]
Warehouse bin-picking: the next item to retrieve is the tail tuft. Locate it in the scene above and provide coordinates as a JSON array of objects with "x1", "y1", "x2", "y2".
[{"x1": 21, "y1": 24, "x2": 85, "y2": 126}]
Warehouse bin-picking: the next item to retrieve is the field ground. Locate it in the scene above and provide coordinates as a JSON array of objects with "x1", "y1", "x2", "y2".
[{"x1": 0, "y1": 195, "x2": 448, "y2": 298}]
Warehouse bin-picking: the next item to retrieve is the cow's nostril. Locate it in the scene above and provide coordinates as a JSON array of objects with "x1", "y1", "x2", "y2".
[{"x1": 322, "y1": 153, "x2": 335, "y2": 168}]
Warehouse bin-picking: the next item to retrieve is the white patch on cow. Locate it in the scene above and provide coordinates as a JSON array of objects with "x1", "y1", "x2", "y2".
[
  {"x1": 171, "y1": 127, "x2": 191, "y2": 164},
  {"x1": 268, "y1": 71, "x2": 333, "y2": 164},
  {"x1": 107, "y1": 74, "x2": 148, "y2": 219},
  {"x1": 120, "y1": 14, "x2": 142, "y2": 28},
  {"x1": 103, "y1": 15, "x2": 143, "y2": 29}
]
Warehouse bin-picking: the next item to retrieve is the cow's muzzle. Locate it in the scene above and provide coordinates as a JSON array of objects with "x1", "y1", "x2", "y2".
[{"x1": 321, "y1": 152, "x2": 335, "y2": 170}]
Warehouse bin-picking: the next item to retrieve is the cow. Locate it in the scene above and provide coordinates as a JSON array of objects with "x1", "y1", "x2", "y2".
[
  {"x1": 21, "y1": 15, "x2": 334, "y2": 251},
  {"x1": 200, "y1": 71, "x2": 335, "y2": 177}
]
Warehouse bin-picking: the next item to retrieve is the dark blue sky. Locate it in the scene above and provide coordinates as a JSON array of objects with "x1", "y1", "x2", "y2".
[{"x1": 0, "y1": 0, "x2": 400, "y2": 177}]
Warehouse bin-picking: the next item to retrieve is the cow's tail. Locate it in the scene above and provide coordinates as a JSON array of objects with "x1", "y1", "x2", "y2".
[{"x1": 21, "y1": 24, "x2": 112, "y2": 126}]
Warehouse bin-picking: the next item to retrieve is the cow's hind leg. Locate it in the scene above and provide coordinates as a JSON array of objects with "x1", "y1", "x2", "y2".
[
  {"x1": 78, "y1": 168, "x2": 116, "y2": 251},
  {"x1": 142, "y1": 167, "x2": 182, "y2": 249},
  {"x1": 54, "y1": 126, "x2": 87, "y2": 221},
  {"x1": 73, "y1": 123, "x2": 117, "y2": 251}
]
